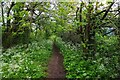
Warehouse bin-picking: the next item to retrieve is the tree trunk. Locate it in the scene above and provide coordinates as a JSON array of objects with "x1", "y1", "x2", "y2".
[
  {"x1": 1, "y1": 2, "x2": 5, "y2": 27},
  {"x1": 118, "y1": 3, "x2": 120, "y2": 48},
  {"x1": 84, "y1": 2, "x2": 96, "y2": 57},
  {"x1": 6, "y1": 2, "x2": 15, "y2": 32},
  {"x1": 79, "y1": 3, "x2": 84, "y2": 43}
]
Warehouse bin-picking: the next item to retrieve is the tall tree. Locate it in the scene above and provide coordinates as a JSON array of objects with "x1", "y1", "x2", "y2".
[{"x1": 1, "y1": 2, "x2": 5, "y2": 27}]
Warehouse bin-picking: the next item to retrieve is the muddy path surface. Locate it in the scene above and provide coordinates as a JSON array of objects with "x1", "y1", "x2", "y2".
[{"x1": 47, "y1": 43, "x2": 66, "y2": 78}]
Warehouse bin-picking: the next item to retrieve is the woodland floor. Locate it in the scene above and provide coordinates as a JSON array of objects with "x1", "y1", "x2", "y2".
[{"x1": 47, "y1": 43, "x2": 66, "y2": 79}]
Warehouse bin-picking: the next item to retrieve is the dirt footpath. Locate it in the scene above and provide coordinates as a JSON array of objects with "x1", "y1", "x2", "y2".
[{"x1": 47, "y1": 43, "x2": 66, "y2": 78}]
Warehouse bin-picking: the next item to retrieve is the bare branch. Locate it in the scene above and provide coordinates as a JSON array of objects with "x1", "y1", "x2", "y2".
[{"x1": 101, "y1": 2, "x2": 114, "y2": 20}]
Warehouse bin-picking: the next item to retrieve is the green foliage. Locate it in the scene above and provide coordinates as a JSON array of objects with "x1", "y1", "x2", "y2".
[
  {"x1": 2, "y1": 23, "x2": 30, "y2": 48},
  {"x1": 1, "y1": 40, "x2": 52, "y2": 78},
  {"x1": 56, "y1": 37, "x2": 120, "y2": 78},
  {"x1": 96, "y1": 33, "x2": 119, "y2": 54}
]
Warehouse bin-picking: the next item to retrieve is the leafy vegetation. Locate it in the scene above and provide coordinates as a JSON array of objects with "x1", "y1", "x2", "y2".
[
  {"x1": 56, "y1": 35, "x2": 120, "y2": 78},
  {"x1": 1, "y1": 40, "x2": 52, "y2": 78}
]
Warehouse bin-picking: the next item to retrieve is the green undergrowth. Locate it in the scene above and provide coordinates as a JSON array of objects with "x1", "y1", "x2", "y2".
[
  {"x1": 56, "y1": 36, "x2": 120, "y2": 78},
  {"x1": 1, "y1": 39, "x2": 53, "y2": 78}
]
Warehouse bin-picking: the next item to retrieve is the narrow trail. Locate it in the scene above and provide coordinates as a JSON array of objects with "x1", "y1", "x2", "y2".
[{"x1": 47, "y1": 43, "x2": 66, "y2": 78}]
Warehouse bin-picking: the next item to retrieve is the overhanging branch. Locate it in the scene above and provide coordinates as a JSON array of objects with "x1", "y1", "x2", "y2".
[{"x1": 101, "y1": 2, "x2": 114, "y2": 20}]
